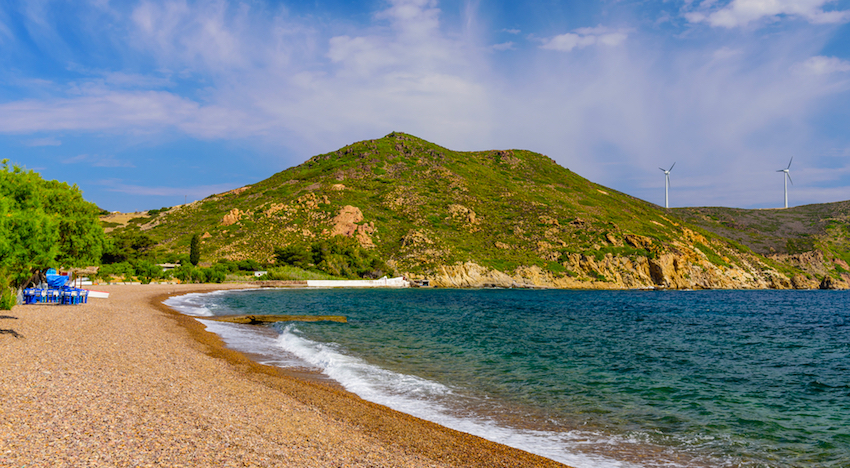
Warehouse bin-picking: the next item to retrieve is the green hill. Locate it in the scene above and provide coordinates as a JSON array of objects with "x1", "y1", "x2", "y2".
[
  {"x1": 673, "y1": 203, "x2": 850, "y2": 284},
  {"x1": 103, "y1": 132, "x2": 844, "y2": 289}
]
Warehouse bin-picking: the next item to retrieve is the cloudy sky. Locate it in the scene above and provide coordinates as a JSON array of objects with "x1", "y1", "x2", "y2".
[{"x1": 2, "y1": 0, "x2": 849, "y2": 212}]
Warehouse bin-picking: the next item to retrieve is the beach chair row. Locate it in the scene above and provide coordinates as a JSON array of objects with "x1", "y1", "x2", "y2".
[{"x1": 22, "y1": 288, "x2": 89, "y2": 305}]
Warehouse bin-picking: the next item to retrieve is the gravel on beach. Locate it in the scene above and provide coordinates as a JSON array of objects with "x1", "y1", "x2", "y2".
[{"x1": 0, "y1": 284, "x2": 567, "y2": 467}]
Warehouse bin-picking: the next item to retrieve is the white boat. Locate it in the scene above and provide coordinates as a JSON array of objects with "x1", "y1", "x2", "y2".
[{"x1": 85, "y1": 290, "x2": 110, "y2": 299}]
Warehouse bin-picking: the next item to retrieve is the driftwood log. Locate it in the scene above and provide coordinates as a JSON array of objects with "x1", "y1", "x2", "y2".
[{"x1": 206, "y1": 314, "x2": 346, "y2": 325}]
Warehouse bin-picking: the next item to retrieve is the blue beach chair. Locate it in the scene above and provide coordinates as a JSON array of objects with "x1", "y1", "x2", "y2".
[{"x1": 62, "y1": 289, "x2": 73, "y2": 305}]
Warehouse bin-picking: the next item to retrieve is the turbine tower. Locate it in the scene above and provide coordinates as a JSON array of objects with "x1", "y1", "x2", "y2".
[
  {"x1": 777, "y1": 158, "x2": 793, "y2": 209},
  {"x1": 660, "y1": 163, "x2": 675, "y2": 209}
]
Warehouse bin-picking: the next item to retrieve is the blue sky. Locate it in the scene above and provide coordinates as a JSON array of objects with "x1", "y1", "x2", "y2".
[{"x1": 2, "y1": 0, "x2": 849, "y2": 212}]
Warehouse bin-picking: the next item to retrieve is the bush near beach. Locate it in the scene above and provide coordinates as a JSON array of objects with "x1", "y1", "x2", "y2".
[{"x1": 0, "y1": 159, "x2": 107, "y2": 309}]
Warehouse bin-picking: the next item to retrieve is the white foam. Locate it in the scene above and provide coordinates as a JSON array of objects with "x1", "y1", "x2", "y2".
[
  {"x1": 162, "y1": 289, "x2": 264, "y2": 316},
  {"x1": 274, "y1": 326, "x2": 644, "y2": 468},
  {"x1": 198, "y1": 320, "x2": 317, "y2": 369},
  {"x1": 163, "y1": 292, "x2": 217, "y2": 316}
]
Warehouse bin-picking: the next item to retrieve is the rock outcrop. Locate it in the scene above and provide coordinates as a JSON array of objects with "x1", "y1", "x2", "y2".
[
  {"x1": 221, "y1": 208, "x2": 243, "y2": 226},
  {"x1": 422, "y1": 250, "x2": 799, "y2": 290},
  {"x1": 330, "y1": 205, "x2": 376, "y2": 248}
]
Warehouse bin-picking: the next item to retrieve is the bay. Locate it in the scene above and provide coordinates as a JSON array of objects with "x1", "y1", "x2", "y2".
[{"x1": 166, "y1": 289, "x2": 850, "y2": 468}]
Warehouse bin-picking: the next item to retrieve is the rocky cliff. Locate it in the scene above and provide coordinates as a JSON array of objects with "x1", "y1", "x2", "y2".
[{"x1": 417, "y1": 251, "x2": 803, "y2": 290}]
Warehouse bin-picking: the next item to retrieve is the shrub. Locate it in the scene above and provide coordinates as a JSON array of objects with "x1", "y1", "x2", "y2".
[
  {"x1": 274, "y1": 244, "x2": 312, "y2": 269},
  {"x1": 171, "y1": 264, "x2": 225, "y2": 283},
  {"x1": 96, "y1": 262, "x2": 135, "y2": 282},
  {"x1": 133, "y1": 260, "x2": 165, "y2": 284},
  {"x1": 236, "y1": 259, "x2": 260, "y2": 271},
  {"x1": 0, "y1": 284, "x2": 16, "y2": 310},
  {"x1": 274, "y1": 237, "x2": 390, "y2": 279},
  {"x1": 259, "y1": 266, "x2": 341, "y2": 281}
]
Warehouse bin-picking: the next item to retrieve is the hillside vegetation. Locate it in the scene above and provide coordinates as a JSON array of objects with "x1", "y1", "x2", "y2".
[
  {"x1": 103, "y1": 133, "x2": 844, "y2": 289},
  {"x1": 674, "y1": 203, "x2": 850, "y2": 285}
]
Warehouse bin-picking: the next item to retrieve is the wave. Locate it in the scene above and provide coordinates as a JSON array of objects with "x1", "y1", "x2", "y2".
[
  {"x1": 163, "y1": 291, "x2": 224, "y2": 316},
  {"x1": 274, "y1": 324, "x2": 645, "y2": 468}
]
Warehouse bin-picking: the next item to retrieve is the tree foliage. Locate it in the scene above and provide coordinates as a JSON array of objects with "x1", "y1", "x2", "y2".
[
  {"x1": 171, "y1": 264, "x2": 226, "y2": 284},
  {"x1": 274, "y1": 237, "x2": 389, "y2": 279},
  {"x1": 189, "y1": 233, "x2": 201, "y2": 266},
  {"x1": 0, "y1": 160, "x2": 107, "y2": 296},
  {"x1": 273, "y1": 244, "x2": 312, "y2": 269},
  {"x1": 101, "y1": 226, "x2": 155, "y2": 263}
]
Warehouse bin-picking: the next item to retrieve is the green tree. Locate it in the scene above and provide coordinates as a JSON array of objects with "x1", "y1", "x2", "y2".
[
  {"x1": 274, "y1": 244, "x2": 312, "y2": 269},
  {"x1": 133, "y1": 260, "x2": 164, "y2": 284},
  {"x1": 273, "y1": 236, "x2": 391, "y2": 279},
  {"x1": 189, "y1": 234, "x2": 201, "y2": 266},
  {"x1": 0, "y1": 160, "x2": 107, "y2": 306},
  {"x1": 101, "y1": 226, "x2": 155, "y2": 263}
]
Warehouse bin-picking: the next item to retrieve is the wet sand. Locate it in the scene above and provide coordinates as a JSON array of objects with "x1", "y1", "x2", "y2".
[{"x1": 0, "y1": 284, "x2": 568, "y2": 467}]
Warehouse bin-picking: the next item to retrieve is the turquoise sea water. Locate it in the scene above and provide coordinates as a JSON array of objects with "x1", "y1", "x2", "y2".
[{"x1": 166, "y1": 289, "x2": 850, "y2": 467}]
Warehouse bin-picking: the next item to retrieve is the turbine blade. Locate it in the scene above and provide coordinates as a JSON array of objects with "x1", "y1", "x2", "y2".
[
  {"x1": 669, "y1": 162, "x2": 675, "y2": 171},
  {"x1": 787, "y1": 157, "x2": 793, "y2": 170},
  {"x1": 787, "y1": 172, "x2": 793, "y2": 185},
  {"x1": 659, "y1": 167, "x2": 666, "y2": 172}
]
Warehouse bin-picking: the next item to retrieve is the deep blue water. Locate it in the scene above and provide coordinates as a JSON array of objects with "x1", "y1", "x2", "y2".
[{"x1": 167, "y1": 289, "x2": 850, "y2": 468}]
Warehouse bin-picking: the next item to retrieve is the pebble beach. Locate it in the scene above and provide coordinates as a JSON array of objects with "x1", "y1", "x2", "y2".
[{"x1": 0, "y1": 284, "x2": 566, "y2": 467}]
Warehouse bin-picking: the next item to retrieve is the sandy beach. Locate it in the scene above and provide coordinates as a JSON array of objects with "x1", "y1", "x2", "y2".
[{"x1": 0, "y1": 284, "x2": 568, "y2": 467}]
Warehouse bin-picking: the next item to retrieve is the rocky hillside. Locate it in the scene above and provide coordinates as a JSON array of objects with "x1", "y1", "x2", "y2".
[
  {"x1": 673, "y1": 203, "x2": 850, "y2": 288},
  {"x1": 104, "y1": 132, "x2": 846, "y2": 289}
]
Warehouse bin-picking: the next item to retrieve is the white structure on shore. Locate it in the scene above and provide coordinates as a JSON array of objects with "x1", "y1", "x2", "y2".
[{"x1": 306, "y1": 277, "x2": 410, "y2": 288}]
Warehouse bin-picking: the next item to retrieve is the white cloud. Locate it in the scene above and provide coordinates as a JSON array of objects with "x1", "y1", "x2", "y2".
[
  {"x1": 0, "y1": 87, "x2": 270, "y2": 139},
  {"x1": 492, "y1": 41, "x2": 515, "y2": 51},
  {"x1": 540, "y1": 27, "x2": 628, "y2": 52},
  {"x1": 63, "y1": 154, "x2": 135, "y2": 168},
  {"x1": 327, "y1": 35, "x2": 399, "y2": 74},
  {"x1": 712, "y1": 47, "x2": 744, "y2": 60},
  {"x1": 129, "y1": 0, "x2": 292, "y2": 73},
  {"x1": 98, "y1": 179, "x2": 235, "y2": 197},
  {"x1": 687, "y1": 0, "x2": 850, "y2": 28},
  {"x1": 24, "y1": 136, "x2": 61, "y2": 146},
  {"x1": 0, "y1": 10, "x2": 13, "y2": 41},
  {"x1": 541, "y1": 33, "x2": 596, "y2": 52},
  {"x1": 796, "y1": 56, "x2": 850, "y2": 75},
  {"x1": 375, "y1": 0, "x2": 441, "y2": 38}
]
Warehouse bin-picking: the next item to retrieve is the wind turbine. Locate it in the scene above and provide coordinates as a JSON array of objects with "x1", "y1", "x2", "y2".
[
  {"x1": 660, "y1": 163, "x2": 675, "y2": 209},
  {"x1": 777, "y1": 158, "x2": 793, "y2": 209}
]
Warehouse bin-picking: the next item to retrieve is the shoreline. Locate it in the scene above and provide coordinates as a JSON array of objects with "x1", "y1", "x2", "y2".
[{"x1": 1, "y1": 283, "x2": 568, "y2": 467}]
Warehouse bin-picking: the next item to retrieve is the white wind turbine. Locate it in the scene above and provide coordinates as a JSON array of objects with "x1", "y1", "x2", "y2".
[
  {"x1": 660, "y1": 163, "x2": 675, "y2": 209},
  {"x1": 777, "y1": 158, "x2": 793, "y2": 209}
]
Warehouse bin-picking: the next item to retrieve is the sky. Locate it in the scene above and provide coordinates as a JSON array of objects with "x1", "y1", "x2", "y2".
[{"x1": 2, "y1": 0, "x2": 849, "y2": 212}]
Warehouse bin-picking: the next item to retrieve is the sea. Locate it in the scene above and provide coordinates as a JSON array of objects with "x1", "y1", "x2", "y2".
[{"x1": 164, "y1": 288, "x2": 850, "y2": 468}]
